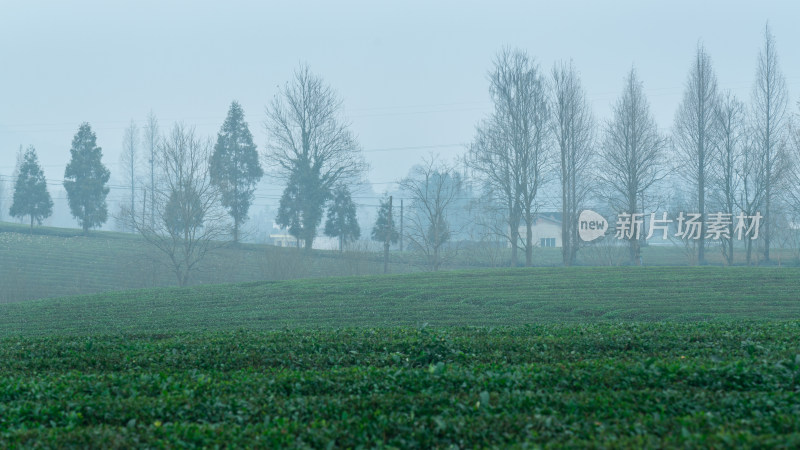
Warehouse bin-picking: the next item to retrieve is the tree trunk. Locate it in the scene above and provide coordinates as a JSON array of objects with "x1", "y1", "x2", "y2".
[
  {"x1": 383, "y1": 242, "x2": 389, "y2": 274},
  {"x1": 433, "y1": 212, "x2": 440, "y2": 271},
  {"x1": 764, "y1": 192, "x2": 770, "y2": 262},
  {"x1": 561, "y1": 211, "x2": 569, "y2": 266},
  {"x1": 525, "y1": 219, "x2": 533, "y2": 267},
  {"x1": 746, "y1": 237, "x2": 753, "y2": 265},
  {"x1": 629, "y1": 236, "x2": 640, "y2": 265},
  {"x1": 727, "y1": 236, "x2": 734, "y2": 266},
  {"x1": 569, "y1": 160, "x2": 578, "y2": 266},
  {"x1": 698, "y1": 164, "x2": 705, "y2": 265},
  {"x1": 510, "y1": 238, "x2": 517, "y2": 267},
  {"x1": 509, "y1": 216, "x2": 518, "y2": 267},
  {"x1": 629, "y1": 193, "x2": 640, "y2": 265},
  {"x1": 561, "y1": 161, "x2": 570, "y2": 267}
]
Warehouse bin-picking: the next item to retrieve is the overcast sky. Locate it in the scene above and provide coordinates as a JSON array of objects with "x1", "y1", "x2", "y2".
[{"x1": 1, "y1": 0, "x2": 799, "y2": 209}]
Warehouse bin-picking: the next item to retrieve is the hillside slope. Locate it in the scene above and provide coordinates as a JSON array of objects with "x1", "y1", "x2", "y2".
[{"x1": 0, "y1": 222, "x2": 410, "y2": 303}]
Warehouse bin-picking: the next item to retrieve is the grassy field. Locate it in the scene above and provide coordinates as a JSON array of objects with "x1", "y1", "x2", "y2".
[
  {"x1": 2, "y1": 267, "x2": 800, "y2": 336},
  {"x1": 0, "y1": 221, "x2": 416, "y2": 303},
  {"x1": 4, "y1": 220, "x2": 798, "y2": 304},
  {"x1": 3, "y1": 237, "x2": 800, "y2": 445}
]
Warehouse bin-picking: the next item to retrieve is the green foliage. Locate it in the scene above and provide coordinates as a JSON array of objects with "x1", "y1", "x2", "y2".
[
  {"x1": 9, "y1": 146, "x2": 53, "y2": 229},
  {"x1": 3, "y1": 252, "x2": 800, "y2": 445},
  {"x1": 267, "y1": 66, "x2": 366, "y2": 251},
  {"x1": 324, "y1": 184, "x2": 360, "y2": 250},
  {"x1": 209, "y1": 101, "x2": 263, "y2": 242},
  {"x1": 371, "y1": 196, "x2": 398, "y2": 244},
  {"x1": 0, "y1": 224, "x2": 414, "y2": 303},
  {"x1": 63, "y1": 123, "x2": 110, "y2": 232},
  {"x1": 4, "y1": 267, "x2": 800, "y2": 335},
  {"x1": 164, "y1": 185, "x2": 204, "y2": 237},
  {"x1": 1, "y1": 323, "x2": 799, "y2": 446},
  {"x1": 276, "y1": 167, "x2": 327, "y2": 250},
  {"x1": 427, "y1": 213, "x2": 450, "y2": 247}
]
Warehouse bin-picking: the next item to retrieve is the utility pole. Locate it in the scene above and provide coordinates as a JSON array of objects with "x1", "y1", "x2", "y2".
[
  {"x1": 384, "y1": 196, "x2": 392, "y2": 274},
  {"x1": 400, "y1": 198, "x2": 403, "y2": 252},
  {"x1": 149, "y1": 156, "x2": 155, "y2": 228}
]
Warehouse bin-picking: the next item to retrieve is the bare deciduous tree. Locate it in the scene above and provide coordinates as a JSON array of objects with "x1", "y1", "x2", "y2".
[
  {"x1": 0, "y1": 174, "x2": 5, "y2": 221},
  {"x1": 265, "y1": 64, "x2": 366, "y2": 250},
  {"x1": 752, "y1": 23, "x2": 790, "y2": 262},
  {"x1": 709, "y1": 92, "x2": 746, "y2": 266},
  {"x1": 712, "y1": 92, "x2": 745, "y2": 265},
  {"x1": 469, "y1": 121, "x2": 521, "y2": 265},
  {"x1": 129, "y1": 124, "x2": 228, "y2": 286},
  {"x1": 599, "y1": 68, "x2": 668, "y2": 265},
  {"x1": 737, "y1": 132, "x2": 767, "y2": 265},
  {"x1": 400, "y1": 156, "x2": 463, "y2": 271},
  {"x1": 552, "y1": 60, "x2": 595, "y2": 266},
  {"x1": 143, "y1": 111, "x2": 160, "y2": 228},
  {"x1": 674, "y1": 44, "x2": 719, "y2": 265},
  {"x1": 784, "y1": 103, "x2": 800, "y2": 254},
  {"x1": 469, "y1": 48, "x2": 550, "y2": 267},
  {"x1": 120, "y1": 119, "x2": 139, "y2": 229}
]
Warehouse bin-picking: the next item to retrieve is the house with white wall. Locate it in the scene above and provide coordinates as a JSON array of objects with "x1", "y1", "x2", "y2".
[{"x1": 515, "y1": 212, "x2": 562, "y2": 248}]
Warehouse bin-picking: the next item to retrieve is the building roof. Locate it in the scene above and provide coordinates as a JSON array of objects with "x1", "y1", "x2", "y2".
[{"x1": 534, "y1": 212, "x2": 562, "y2": 225}]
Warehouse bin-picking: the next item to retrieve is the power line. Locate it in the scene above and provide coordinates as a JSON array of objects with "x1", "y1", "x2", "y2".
[
  {"x1": 3, "y1": 75, "x2": 799, "y2": 133},
  {"x1": 0, "y1": 143, "x2": 466, "y2": 172},
  {"x1": 363, "y1": 143, "x2": 465, "y2": 153}
]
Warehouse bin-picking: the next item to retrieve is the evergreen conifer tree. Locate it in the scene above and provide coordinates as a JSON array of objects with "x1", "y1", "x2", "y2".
[
  {"x1": 371, "y1": 196, "x2": 399, "y2": 244},
  {"x1": 210, "y1": 101, "x2": 263, "y2": 242},
  {"x1": 10, "y1": 146, "x2": 53, "y2": 230},
  {"x1": 63, "y1": 123, "x2": 110, "y2": 233},
  {"x1": 324, "y1": 184, "x2": 360, "y2": 251}
]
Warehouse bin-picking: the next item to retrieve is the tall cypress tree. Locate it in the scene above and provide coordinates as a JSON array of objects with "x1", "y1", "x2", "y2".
[
  {"x1": 10, "y1": 146, "x2": 53, "y2": 230},
  {"x1": 210, "y1": 101, "x2": 263, "y2": 242},
  {"x1": 63, "y1": 123, "x2": 110, "y2": 233},
  {"x1": 371, "y1": 196, "x2": 398, "y2": 244},
  {"x1": 324, "y1": 184, "x2": 360, "y2": 251}
]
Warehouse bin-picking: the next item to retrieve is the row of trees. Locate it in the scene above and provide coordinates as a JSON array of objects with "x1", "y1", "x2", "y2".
[
  {"x1": 6, "y1": 23, "x2": 799, "y2": 279},
  {"x1": 6, "y1": 125, "x2": 110, "y2": 232},
  {"x1": 463, "y1": 24, "x2": 798, "y2": 267},
  {"x1": 366, "y1": 23, "x2": 798, "y2": 270},
  {"x1": 118, "y1": 67, "x2": 370, "y2": 284},
  {"x1": 5, "y1": 65, "x2": 369, "y2": 284}
]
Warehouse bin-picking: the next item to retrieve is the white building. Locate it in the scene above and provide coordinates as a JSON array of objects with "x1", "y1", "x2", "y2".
[{"x1": 515, "y1": 212, "x2": 562, "y2": 248}]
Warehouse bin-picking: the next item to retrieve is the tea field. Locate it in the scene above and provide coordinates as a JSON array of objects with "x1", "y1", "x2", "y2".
[
  {"x1": 2, "y1": 267, "x2": 800, "y2": 336},
  {"x1": 0, "y1": 222, "x2": 411, "y2": 303},
  {"x1": 1, "y1": 268, "x2": 800, "y2": 446},
  {"x1": 2, "y1": 324, "x2": 800, "y2": 447},
  {"x1": 4, "y1": 220, "x2": 795, "y2": 304}
]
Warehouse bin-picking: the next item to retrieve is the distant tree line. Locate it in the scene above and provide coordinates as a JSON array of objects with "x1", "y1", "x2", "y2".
[
  {"x1": 462, "y1": 23, "x2": 798, "y2": 268},
  {"x1": 6, "y1": 22, "x2": 800, "y2": 280}
]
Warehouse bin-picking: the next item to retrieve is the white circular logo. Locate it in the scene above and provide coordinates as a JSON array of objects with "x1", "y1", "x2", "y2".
[{"x1": 578, "y1": 210, "x2": 607, "y2": 242}]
